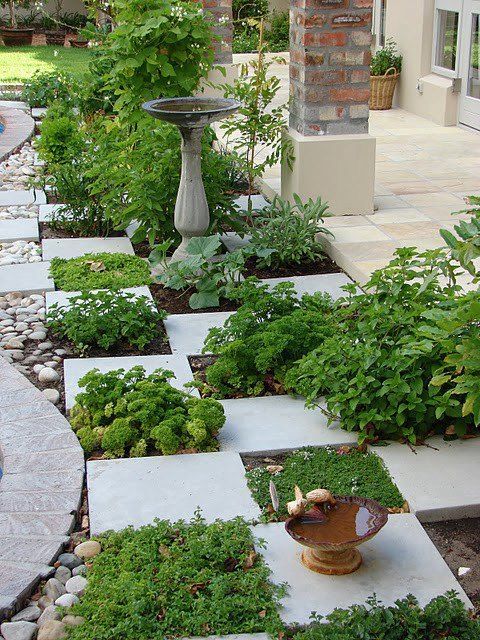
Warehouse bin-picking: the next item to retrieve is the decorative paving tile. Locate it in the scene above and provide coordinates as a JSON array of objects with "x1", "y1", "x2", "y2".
[
  {"x1": 0, "y1": 190, "x2": 45, "y2": 206},
  {"x1": 261, "y1": 273, "x2": 353, "y2": 300},
  {"x1": 164, "y1": 311, "x2": 233, "y2": 354},
  {"x1": 45, "y1": 285, "x2": 153, "y2": 313},
  {"x1": 38, "y1": 203, "x2": 62, "y2": 223},
  {"x1": 42, "y1": 237, "x2": 134, "y2": 261},
  {"x1": 373, "y1": 437, "x2": 480, "y2": 522},
  {"x1": 219, "y1": 396, "x2": 357, "y2": 454},
  {"x1": 0, "y1": 261, "x2": 53, "y2": 295},
  {"x1": 0, "y1": 219, "x2": 39, "y2": 242},
  {"x1": 253, "y1": 516, "x2": 472, "y2": 624},
  {"x1": 63, "y1": 353, "x2": 198, "y2": 410},
  {"x1": 327, "y1": 226, "x2": 390, "y2": 243},
  {"x1": 87, "y1": 451, "x2": 260, "y2": 534}
]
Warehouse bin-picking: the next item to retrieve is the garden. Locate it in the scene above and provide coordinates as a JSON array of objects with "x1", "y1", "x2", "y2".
[{"x1": 0, "y1": 0, "x2": 479, "y2": 638}]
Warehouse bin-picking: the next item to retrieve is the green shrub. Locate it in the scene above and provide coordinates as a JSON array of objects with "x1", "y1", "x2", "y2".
[
  {"x1": 47, "y1": 290, "x2": 165, "y2": 354},
  {"x1": 294, "y1": 592, "x2": 479, "y2": 640},
  {"x1": 21, "y1": 71, "x2": 79, "y2": 107},
  {"x1": 67, "y1": 515, "x2": 284, "y2": 639},
  {"x1": 232, "y1": 0, "x2": 268, "y2": 23},
  {"x1": 370, "y1": 38, "x2": 403, "y2": 76},
  {"x1": 233, "y1": 27, "x2": 260, "y2": 53},
  {"x1": 246, "y1": 446, "x2": 405, "y2": 521},
  {"x1": 69, "y1": 366, "x2": 226, "y2": 457},
  {"x1": 249, "y1": 195, "x2": 332, "y2": 268},
  {"x1": 265, "y1": 11, "x2": 289, "y2": 52},
  {"x1": 37, "y1": 104, "x2": 86, "y2": 166},
  {"x1": 49, "y1": 253, "x2": 152, "y2": 291}
]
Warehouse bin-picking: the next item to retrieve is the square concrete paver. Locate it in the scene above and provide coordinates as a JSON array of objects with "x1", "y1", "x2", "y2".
[
  {"x1": 374, "y1": 437, "x2": 480, "y2": 522},
  {"x1": 219, "y1": 396, "x2": 357, "y2": 454},
  {"x1": 87, "y1": 451, "x2": 260, "y2": 534},
  {"x1": 261, "y1": 273, "x2": 353, "y2": 300},
  {"x1": 45, "y1": 286, "x2": 153, "y2": 313},
  {"x1": 0, "y1": 190, "x2": 45, "y2": 206},
  {"x1": 0, "y1": 219, "x2": 39, "y2": 242},
  {"x1": 42, "y1": 237, "x2": 134, "y2": 261},
  {"x1": 64, "y1": 353, "x2": 197, "y2": 410},
  {"x1": 254, "y1": 516, "x2": 471, "y2": 624},
  {"x1": 38, "y1": 204, "x2": 62, "y2": 223},
  {"x1": 164, "y1": 312, "x2": 233, "y2": 354},
  {"x1": 0, "y1": 261, "x2": 54, "y2": 295}
]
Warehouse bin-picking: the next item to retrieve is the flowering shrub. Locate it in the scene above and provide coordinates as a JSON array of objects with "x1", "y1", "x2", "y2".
[{"x1": 21, "y1": 71, "x2": 79, "y2": 108}]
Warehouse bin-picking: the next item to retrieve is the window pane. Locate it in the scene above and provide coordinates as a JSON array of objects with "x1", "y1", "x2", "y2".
[
  {"x1": 435, "y1": 9, "x2": 459, "y2": 70},
  {"x1": 379, "y1": 0, "x2": 387, "y2": 47},
  {"x1": 467, "y1": 13, "x2": 480, "y2": 99}
]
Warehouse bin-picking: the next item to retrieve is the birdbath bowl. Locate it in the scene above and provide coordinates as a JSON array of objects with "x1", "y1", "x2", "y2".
[
  {"x1": 285, "y1": 495, "x2": 388, "y2": 575},
  {"x1": 142, "y1": 97, "x2": 241, "y2": 262}
]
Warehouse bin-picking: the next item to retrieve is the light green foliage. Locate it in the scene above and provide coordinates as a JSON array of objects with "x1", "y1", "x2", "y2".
[
  {"x1": 440, "y1": 197, "x2": 480, "y2": 282},
  {"x1": 37, "y1": 102, "x2": 86, "y2": 166},
  {"x1": 249, "y1": 195, "x2": 333, "y2": 267},
  {"x1": 49, "y1": 253, "x2": 152, "y2": 291},
  {"x1": 200, "y1": 279, "x2": 336, "y2": 397},
  {"x1": 370, "y1": 37, "x2": 403, "y2": 76},
  {"x1": 233, "y1": 11, "x2": 289, "y2": 53},
  {"x1": 69, "y1": 366, "x2": 226, "y2": 457},
  {"x1": 246, "y1": 446, "x2": 405, "y2": 521},
  {"x1": 47, "y1": 290, "x2": 165, "y2": 354},
  {"x1": 21, "y1": 70, "x2": 79, "y2": 107},
  {"x1": 67, "y1": 514, "x2": 284, "y2": 639},
  {"x1": 295, "y1": 593, "x2": 479, "y2": 640}
]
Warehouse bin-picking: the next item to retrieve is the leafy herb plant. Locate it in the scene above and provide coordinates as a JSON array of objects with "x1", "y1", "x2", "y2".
[
  {"x1": 246, "y1": 446, "x2": 405, "y2": 522},
  {"x1": 47, "y1": 290, "x2": 165, "y2": 354},
  {"x1": 68, "y1": 514, "x2": 284, "y2": 640},
  {"x1": 49, "y1": 253, "x2": 152, "y2": 291},
  {"x1": 70, "y1": 366, "x2": 226, "y2": 457},
  {"x1": 370, "y1": 37, "x2": 403, "y2": 76}
]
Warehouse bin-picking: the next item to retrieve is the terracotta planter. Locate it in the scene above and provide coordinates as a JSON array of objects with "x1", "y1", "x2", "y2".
[
  {"x1": 0, "y1": 27, "x2": 34, "y2": 46},
  {"x1": 70, "y1": 39, "x2": 88, "y2": 48},
  {"x1": 45, "y1": 30, "x2": 66, "y2": 45}
]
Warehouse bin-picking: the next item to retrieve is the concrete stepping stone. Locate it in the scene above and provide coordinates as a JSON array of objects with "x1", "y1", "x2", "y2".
[
  {"x1": 373, "y1": 437, "x2": 480, "y2": 522},
  {"x1": 0, "y1": 261, "x2": 54, "y2": 295},
  {"x1": 253, "y1": 515, "x2": 472, "y2": 624},
  {"x1": 31, "y1": 107, "x2": 47, "y2": 119},
  {"x1": 219, "y1": 396, "x2": 357, "y2": 454},
  {"x1": 221, "y1": 232, "x2": 252, "y2": 253},
  {"x1": 42, "y1": 237, "x2": 134, "y2": 261},
  {"x1": 87, "y1": 451, "x2": 260, "y2": 534},
  {"x1": 0, "y1": 190, "x2": 46, "y2": 206},
  {"x1": 0, "y1": 219, "x2": 39, "y2": 242},
  {"x1": 63, "y1": 354, "x2": 198, "y2": 410},
  {"x1": 0, "y1": 100, "x2": 29, "y2": 112},
  {"x1": 260, "y1": 273, "x2": 353, "y2": 300},
  {"x1": 164, "y1": 311, "x2": 233, "y2": 354},
  {"x1": 233, "y1": 194, "x2": 270, "y2": 211},
  {"x1": 45, "y1": 286, "x2": 153, "y2": 313},
  {"x1": 38, "y1": 204, "x2": 62, "y2": 223}
]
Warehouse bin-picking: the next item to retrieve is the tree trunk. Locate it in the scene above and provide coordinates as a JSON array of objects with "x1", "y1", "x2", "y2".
[{"x1": 9, "y1": 0, "x2": 16, "y2": 28}]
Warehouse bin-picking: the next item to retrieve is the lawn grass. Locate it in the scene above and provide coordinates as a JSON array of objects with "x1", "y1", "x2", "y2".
[{"x1": 0, "y1": 45, "x2": 93, "y2": 82}]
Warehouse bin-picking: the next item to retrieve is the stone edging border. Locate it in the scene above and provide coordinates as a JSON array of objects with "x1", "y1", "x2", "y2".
[
  {"x1": 0, "y1": 107, "x2": 35, "y2": 164},
  {"x1": 0, "y1": 355, "x2": 84, "y2": 621}
]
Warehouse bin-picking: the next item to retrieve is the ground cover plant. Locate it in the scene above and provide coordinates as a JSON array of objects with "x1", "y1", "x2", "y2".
[
  {"x1": 47, "y1": 290, "x2": 165, "y2": 355},
  {"x1": 67, "y1": 514, "x2": 284, "y2": 640},
  {"x1": 49, "y1": 253, "x2": 152, "y2": 291},
  {"x1": 246, "y1": 446, "x2": 405, "y2": 521},
  {"x1": 294, "y1": 592, "x2": 479, "y2": 640},
  {"x1": 0, "y1": 46, "x2": 92, "y2": 82},
  {"x1": 70, "y1": 366, "x2": 226, "y2": 457}
]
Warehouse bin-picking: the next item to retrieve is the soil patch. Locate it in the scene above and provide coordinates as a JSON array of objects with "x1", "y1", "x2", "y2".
[
  {"x1": 40, "y1": 222, "x2": 125, "y2": 240},
  {"x1": 424, "y1": 518, "x2": 480, "y2": 609},
  {"x1": 150, "y1": 284, "x2": 241, "y2": 315},
  {"x1": 243, "y1": 254, "x2": 342, "y2": 279}
]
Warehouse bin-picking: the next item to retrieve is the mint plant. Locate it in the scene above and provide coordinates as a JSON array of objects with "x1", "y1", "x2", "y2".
[{"x1": 47, "y1": 290, "x2": 165, "y2": 354}]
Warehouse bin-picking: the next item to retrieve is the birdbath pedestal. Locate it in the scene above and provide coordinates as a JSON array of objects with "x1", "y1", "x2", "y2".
[{"x1": 142, "y1": 97, "x2": 241, "y2": 262}]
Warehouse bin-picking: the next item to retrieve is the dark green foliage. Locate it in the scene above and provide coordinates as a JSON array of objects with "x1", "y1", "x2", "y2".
[
  {"x1": 49, "y1": 253, "x2": 152, "y2": 291},
  {"x1": 47, "y1": 290, "x2": 165, "y2": 354},
  {"x1": 265, "y1": 11, "x2": 289, "y2": 52},
  {"x1": 370, "y1": 38, "x2": 403, "y2": 76},
  {"x1": 21, "y1": 70, "x2": 79, "y2": 107},
  {"x1": 246, "y1": 446, "x2": 405, "y2": 521},
  {"x1": 294, "y1": 592, "x2": 479, "y2": 640},
  {"x1": 67, "y1": 515, "x2": 284, "y2": 640},
  {"x1": 69, "y1": 366, "x2": 226, "y2": 457}
]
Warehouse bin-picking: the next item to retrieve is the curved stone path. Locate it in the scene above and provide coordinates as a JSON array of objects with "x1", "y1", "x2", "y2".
[
  {"x1": 0, "y1": 355, "x2": 84, "y2": 619},
  {"x1": 0, "y1": 108, "x2": 35, "y2": 163}
]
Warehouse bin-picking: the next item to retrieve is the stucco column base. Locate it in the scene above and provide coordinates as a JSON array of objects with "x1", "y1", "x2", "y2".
[
  {"x1": 281, "y1": 129, "x2": 376, "y2": 216},
  {"x1": 197, "y1": 64, "x2": 238, "y2": 98}
]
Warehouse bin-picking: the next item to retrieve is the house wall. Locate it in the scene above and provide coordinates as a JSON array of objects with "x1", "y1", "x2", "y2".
[{"x1": 384, "y1": 0, "x2": 459, "y2": 125}]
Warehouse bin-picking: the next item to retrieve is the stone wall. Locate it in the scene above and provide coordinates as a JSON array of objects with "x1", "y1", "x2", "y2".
[{"x1": 289, "y1": 0, "x2": 373, "y2": 135}]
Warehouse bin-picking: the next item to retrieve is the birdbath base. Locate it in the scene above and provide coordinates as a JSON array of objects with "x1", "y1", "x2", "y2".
[{"x1": 301, "y1": 546, "x2": 362, "y2": 575}]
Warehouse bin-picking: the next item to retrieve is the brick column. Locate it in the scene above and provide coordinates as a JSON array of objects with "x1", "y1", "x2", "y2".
[
  {"x1": 202, "y1": 0, "x2": 233, "y2": 65},
  {"x1": 290, "y1": 0, "x2": 373, "y2": 135}
]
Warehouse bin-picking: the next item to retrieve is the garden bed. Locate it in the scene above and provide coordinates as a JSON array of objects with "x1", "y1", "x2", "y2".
[
  {"x1": 150, "y1": 284, "x2": 241, "y2": 315},
  {"x1": 242, "y1": 255, "x2": 341, "y2": 279},
  {"x1": 40, "y1": 222, "x2": 126, "y2": 240}
]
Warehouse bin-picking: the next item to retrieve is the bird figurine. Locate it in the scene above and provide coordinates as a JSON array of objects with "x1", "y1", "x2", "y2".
[{"x1": 286, "y1": 486, "x2": 336, "y2": 517}]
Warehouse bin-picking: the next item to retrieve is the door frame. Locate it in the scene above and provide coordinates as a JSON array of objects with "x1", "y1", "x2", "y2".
[{"x1": 459, "y1": 0, "x2": 480, "y2": 129}]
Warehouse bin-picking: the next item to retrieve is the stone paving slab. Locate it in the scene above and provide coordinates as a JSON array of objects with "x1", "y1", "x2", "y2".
[
  {"x1": 31, "y1": 107, "x2": 47, "y2": 119},
  {"x1": 220, "y1": 232, "x2": 251, "y2": 253},
  {"x1": 0, "y1": 261, "x2": 54, "y2": 295},
  {"x1": 0, "y1": 100, "x2": 29, "y2": 112},
  {"x1": 0, "y1": 535, "x2": 67, "y2": 565},
  {"x1": 45, "y1": 285, "x2": 153, "y2": 313},
  {"x1": 88, "y1": 451, "x2": 260, "y2": 534},
  {"x1": 164, "y1": 311, "x2": 233, "y2": 354},
  {"x1": 0, "y1": 190, "x2": 45, "y2": 206},
  {"x1": 42, "y1": 236, "x2": 134, "y2": 261},
  {"x1": 233, "y1": 194, "x2": 270, "y2": 211},
  {"x1": 0, "y1": 219, "x2": 39, "y2": 242},
  {"x1": 373, "y1": 437, "x2": 480, "y2": 522},
  {"x1": 253, "y1": 515, "x2": 472, "y2": 624},
  {"x1": 64, "y1": 353, "x2": 198, "y2": 410},
  {"x1": 38, "y1": 203, "x2": 62, "y2": 223},
  {"x1": 219, "y1": 396, "x2": 357, "y2": 454},
  {"x1": 261, "y1": 273, "x2": 353, "y2": 300}
]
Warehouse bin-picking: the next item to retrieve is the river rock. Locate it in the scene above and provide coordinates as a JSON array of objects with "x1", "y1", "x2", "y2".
[
  {"x1": 38, "y1": 367, "x2": 59, "y2": 383},
  {"x1": 11, "y1": 605, "x2": 41, "y2": 622},
  {"x1": 38, "y1": 605, "x2": 61, "y2": 627},
  {"x1": 74, "y1": 540, "x2": 101, "y2": 559},
  {"x1": 61, "y1": 615, "x2": 84, "y2": 627},
  {"x1": 44, "y1": 578, "x2": 66, "y2": 601},
  {"x1": 0, "y1": 620, "x2": 38, "y2": 640},
  {"x1": 54, "y1": 565, "x2": 71, "y2": 585},
  {"x1": 37, "y1": 620, "x2": 67, "y2": 640},
  {"x1": 71, "y1": 565, "x2": 86, "y2": 577},
  {"x1": 54, "y1": 593, "x2": 79, "y2": 608},
  {"x1": 57, "y1": 553, "x2": 83, "y2": 570},
  {"x1": 65, "y1": 575, "x2": 87, "y2": 597}
]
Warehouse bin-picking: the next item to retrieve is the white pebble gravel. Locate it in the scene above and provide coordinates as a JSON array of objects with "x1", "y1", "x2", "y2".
[{"x1": 0, "y1": 241, "x2": 42, "y2": 265}]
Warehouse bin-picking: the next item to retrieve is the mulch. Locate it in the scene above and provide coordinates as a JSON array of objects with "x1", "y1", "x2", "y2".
[{"x1": 150, "y1": 284, "x2": 241, "y2": 315}]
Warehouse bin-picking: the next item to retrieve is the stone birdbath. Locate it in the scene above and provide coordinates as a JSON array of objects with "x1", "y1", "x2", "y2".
[
  {"x1": 142, "y1": 97, "x2": 241, "y2": 262},
  {"x1": 285, "y1": 487, "x2": 388, "y2": 575}
]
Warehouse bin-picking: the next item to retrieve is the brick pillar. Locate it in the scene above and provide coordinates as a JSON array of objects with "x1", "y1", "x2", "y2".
[
  {"x1": 290, "y1": 0, "x2": 373, "y2": 135},
  {"x1": 202, "y1": 0, "x2": 233, "y2": 65}
]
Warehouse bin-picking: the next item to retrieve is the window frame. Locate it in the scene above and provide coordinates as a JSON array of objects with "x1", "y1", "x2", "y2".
[
  {"x1": 372, "y1": 0, "x2": 387, "y2": 50},
  {"x1": 432, "y1": 0, "x2": 463, "y2": 78}
]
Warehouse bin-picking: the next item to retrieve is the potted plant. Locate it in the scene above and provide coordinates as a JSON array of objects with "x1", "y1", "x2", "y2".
[
  {"x1": 370, "y1": 38, "x2": 403, "y2": 110},
  {"x1": 0, "y1": 0, "x2": 34, "y2": 45}
]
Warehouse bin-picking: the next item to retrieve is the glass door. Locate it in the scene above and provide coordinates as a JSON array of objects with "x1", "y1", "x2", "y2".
[{"x1": 459, "y1": 0, "x2": 480, "y2": 129}]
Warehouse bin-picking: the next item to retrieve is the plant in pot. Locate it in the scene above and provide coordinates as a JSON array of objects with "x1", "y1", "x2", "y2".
[
  {"x1": 37, "y1": 0, "x2": 66, "y2": 45},
  {"x1": 0, "y1": 0, "x2": 35, "y2": 45},
  {"x1": 370, "y1": 38, "x2": 403, "y2": 110}
]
